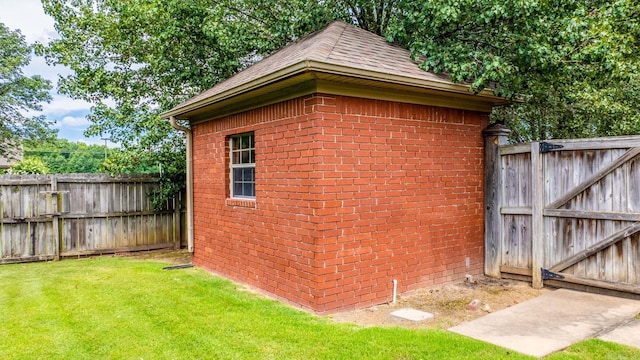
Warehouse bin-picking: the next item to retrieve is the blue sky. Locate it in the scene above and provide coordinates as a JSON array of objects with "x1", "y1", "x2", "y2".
[{"x1": 0, "y1": 0, "x2": 115, "y2": 146}]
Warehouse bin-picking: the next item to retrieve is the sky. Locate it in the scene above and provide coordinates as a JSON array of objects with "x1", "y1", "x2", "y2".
[{"x1": 1, "y1": 0, "x2": 114, "y2": 146}]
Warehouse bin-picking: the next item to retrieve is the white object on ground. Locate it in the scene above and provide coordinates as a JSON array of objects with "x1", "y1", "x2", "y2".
[{"x1": 390, "y1": 308, "x2": 434, "y2": 322}]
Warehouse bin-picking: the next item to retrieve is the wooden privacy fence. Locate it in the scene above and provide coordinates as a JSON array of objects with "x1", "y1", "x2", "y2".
[
  {"x1": 484, "y1": 125, "x2": 640, "y2": 298},
  {"x1": 0, "y1": 174, "x2": 185, "y2": 264}
]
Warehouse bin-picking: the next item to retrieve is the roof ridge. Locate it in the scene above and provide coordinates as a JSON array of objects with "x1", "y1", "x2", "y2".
[
  {"x1": 313, "y1": 20, "x2": 348, "y2": 62},
  {"x1": 260, "y1": 20, "x2": 347, "y2": 63}
]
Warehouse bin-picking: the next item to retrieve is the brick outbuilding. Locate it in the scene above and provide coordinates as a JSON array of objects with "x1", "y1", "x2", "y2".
[{"x1": 163, "y1": 21, "x2": 505, "y2": 313}]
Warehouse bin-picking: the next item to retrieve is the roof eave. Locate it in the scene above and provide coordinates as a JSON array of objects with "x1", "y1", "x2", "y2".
[
  {"x1": 161, "y1": 61, "x2": 311, "y2": 119},
  {"x1": 307, "y1": 60, "x2": 503, "y2": 101},
  {"x1": 161, "y1": 60, "x2": 506, "y2": 120}
]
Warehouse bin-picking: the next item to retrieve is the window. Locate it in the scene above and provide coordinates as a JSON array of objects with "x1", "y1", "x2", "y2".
[{"x1": 229, "y1": 133, "x2": 255, "y2": 199}]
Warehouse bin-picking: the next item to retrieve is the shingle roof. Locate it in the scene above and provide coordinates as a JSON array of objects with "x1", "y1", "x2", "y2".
[{"x1": 163, "y1": 20, "x2": 502, "y2": 118}]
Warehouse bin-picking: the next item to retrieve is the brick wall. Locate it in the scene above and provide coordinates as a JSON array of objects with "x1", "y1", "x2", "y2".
[
  {"x1": 191, "y1": 97, "x2": 321, "y2": 309},
  {"x1": 191, "y1": 93, "x2": 489, "y2": 313}
]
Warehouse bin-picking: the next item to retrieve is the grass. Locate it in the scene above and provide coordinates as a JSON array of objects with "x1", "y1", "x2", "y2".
[{"x1": 0, "y1": 257, "x2": 638, "y2": 359}]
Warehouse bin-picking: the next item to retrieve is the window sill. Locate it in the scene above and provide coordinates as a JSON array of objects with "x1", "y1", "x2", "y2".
[{"x1": 225, "y1": 198, "x2": 256, "y2": 208}]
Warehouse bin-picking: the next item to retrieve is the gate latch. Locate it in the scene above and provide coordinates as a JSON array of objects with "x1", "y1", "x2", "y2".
[
  {"x1": 539, "y1": 142, "x2": 564, "y2": 153},
  {"x1": 541, "y1": 268, "x2": 565, "y2": 280}
]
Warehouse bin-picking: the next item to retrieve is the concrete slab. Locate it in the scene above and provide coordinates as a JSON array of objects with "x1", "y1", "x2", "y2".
[
  {"x1": 390, "y1": 308, "x2": 434, "y2": 322},
  {"x1": 449, "y1": 289, "x2": 640, "y2": 357},
  {"x1": 598, "y1": 319, "x2": 640, "y2": 350}
]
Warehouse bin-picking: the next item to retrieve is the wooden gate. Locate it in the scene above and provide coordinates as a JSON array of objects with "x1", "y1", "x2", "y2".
[{"x1": 484, "y1": 126, "x2": 640, "y2": 298}]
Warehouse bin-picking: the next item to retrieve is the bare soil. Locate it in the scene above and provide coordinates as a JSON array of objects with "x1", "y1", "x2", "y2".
[
  {"x1": 115, "y1": 248, "x2": 193, "y2": 265},
  {"x1": 329, "y1": 276, "x2": 549, "y2": 329},
  {"x1": 124, "y1": 250, "x2": 548, "y2": 330}
]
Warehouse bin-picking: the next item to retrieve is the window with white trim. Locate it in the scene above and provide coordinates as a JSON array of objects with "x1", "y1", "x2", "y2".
[{"x1": 229, "y1": 133, "x2": 255, "y2": 199}]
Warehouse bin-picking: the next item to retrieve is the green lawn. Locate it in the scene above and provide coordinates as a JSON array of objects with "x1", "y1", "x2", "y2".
[{"x1": 0, "y1": 257, "x2": 638, "y2": 359}]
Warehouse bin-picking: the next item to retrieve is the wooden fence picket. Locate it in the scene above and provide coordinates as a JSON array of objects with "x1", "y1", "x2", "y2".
[{"x1": 0, "y1": 174, "x2": 184, "y2": 264}]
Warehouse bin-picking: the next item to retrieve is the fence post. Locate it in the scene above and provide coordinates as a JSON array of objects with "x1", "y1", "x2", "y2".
[
  {"x1": 173, "y1": 193, "x2": 181, "y2": 250},
  {"x1": 50, "y1": 175, "x2": 60, "y2": 261},
  {"x1": 530, "y1": 142, "x2": 544, "y2": 289},
  {"x1": 483, "y1": 123, "x2": 510, "y2": 278}
]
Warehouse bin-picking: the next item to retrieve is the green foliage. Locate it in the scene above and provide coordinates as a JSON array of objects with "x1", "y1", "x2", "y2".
[
  {"x1": 389, "y1": 0, "x2": 640, "y2": 141},
  {"x1": 0, "y1": 23, "x2": 55, "y2": 158},
  {"x1": 204, "y1": 0, "x2": 348, "y2": 55},
  {"x1": 24, "y1": 138, "x2": 108, "y2": 174},
  {"x1": 8, "y1": 156, "x2": 49, "y2": 174},
  {"x1": 329, "y1": 0, "x2": 401, "y2": 35},
  {"x1": 41, "y1": 0, "x2": 243, "y2": 147}
]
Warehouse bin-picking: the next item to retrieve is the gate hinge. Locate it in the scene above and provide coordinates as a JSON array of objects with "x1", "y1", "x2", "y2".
[
  {"x1": 541, "y1": 268, "x2": 565, "y2": 280},
  {"x1": 540, "y1": 142, "x2": 564, "y2": 153}
]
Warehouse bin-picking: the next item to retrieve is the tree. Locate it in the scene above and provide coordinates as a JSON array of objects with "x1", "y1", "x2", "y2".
[
  {"x1": 0, "y1": 23, "x2": 54, "y2": 158},
  {"x1": 24, "y1": 138, "x2": 110, "y2": 173},
  {"x1": 388, "y1": 0, "x2": 640, "y2": 141},
  {"x1": 40, "y1": 0, "x2": 342, "y2": 143},
  {"x1": 41, "y1": 0, "x2": 253, "y2": 190}
]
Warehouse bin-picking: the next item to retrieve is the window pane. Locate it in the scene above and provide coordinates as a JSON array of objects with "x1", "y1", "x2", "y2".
[
  {"x1": 233, "y1": 182, "x2": 243, "y2": 196},
  {"x1": 243, "y1": 182, "x2": 254, "y2": 197},
  {"x1": 232, "y1": 137, "x2": 240, "y2": 150},
  {"x1": 241, "y1": 150, "x2": 250, "y2": 164},
  {"x1": 250, "y1": 149, "x2": 255, "y2": 163},
  {"x1": 244, "y1": 168, "x2": 254, "y2": 181},
  {"x1": 232, "y1": 152, "x2": 240, "y2": 164},
  {"x1": 233, "y1": 168, "x2": 242, "y2": 181},
  {"x1": 241, "y1": 135, "x2": 250, "y2": 149}
]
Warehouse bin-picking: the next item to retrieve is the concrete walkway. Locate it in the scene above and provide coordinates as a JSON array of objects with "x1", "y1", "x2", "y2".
[{"x1": 449, "y1": 289, "x2": 640, "y2": 357}]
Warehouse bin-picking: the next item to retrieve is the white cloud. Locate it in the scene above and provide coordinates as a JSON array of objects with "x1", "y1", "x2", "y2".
[
  {"x1": 0, "y1": 0, "x2": 57, "y2": 44},
  {"x1": 23, "y1": 94, "x2": 93, "y2": 119},
  {"x1": 43, "y1": 95, "x2": 93, "y2": 115},
  {"x1": 54, "y1": 116, "x2": 91, "y2": 128}
]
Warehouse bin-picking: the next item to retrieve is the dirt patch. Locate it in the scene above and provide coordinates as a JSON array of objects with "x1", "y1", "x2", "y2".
[
  {"x1": 117, "y1": 249, "x2": 193, "y2": 266},
  {"x1": 329, "y1": 276, "x2": 550, "y2": 329}
]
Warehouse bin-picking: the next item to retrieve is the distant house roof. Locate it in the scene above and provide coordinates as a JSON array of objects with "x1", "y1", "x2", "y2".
[{"x1": 162, "y1": 21, "x2": 506, "y2": 122}]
